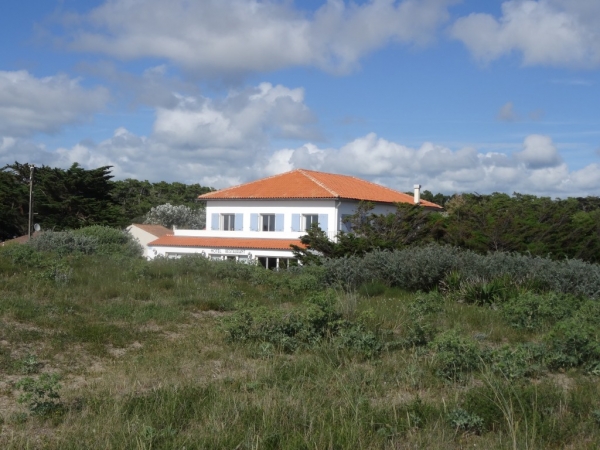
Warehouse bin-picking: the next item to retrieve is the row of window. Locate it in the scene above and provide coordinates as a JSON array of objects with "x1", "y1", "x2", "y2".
[{"x1": 211, "y1": 213, "x2": 328, "y2": 232}]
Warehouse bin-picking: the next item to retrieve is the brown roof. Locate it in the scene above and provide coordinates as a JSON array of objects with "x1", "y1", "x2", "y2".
[
  {"x1": 198, "y1": 169, "x2": 441, "y2": 208},
  {"x1": 130, "y1": 224, "x2": 172, "y2": 237},
  {"x1": 148, "y1": 235, "x2": 304, "y2": 250},
  {"x1": 1, "y1": 231, "x2": 41, "y2": 245}
]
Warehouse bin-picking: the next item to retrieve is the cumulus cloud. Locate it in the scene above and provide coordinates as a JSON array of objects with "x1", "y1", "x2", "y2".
[
  {"x1": 0, "y1": 82, "x2": 319, "y2": 187},
  {"x1": 267, "y1": 133, "x2": 597, "y2": 196},
  {"x1": 0, "y1": 70, "x2": 109, "y2": 137},
  {"x1": 61, "y1": 0, "x2": 455, "y2": 75},
  {"x1": 152, "y1": 82, "x2": 319, "y2": 159},
  {"x1": 451, "y1": 0, "x2": 600, "y2": 67},
  {"x1": 4, "y1": 128, "x2": 600, "y2": 197},
  {"x1": 514, "y1": 134, "x2": 562, "y2": 169}
]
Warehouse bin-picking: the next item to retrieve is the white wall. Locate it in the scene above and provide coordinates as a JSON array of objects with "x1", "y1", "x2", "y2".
[
  {"x1": 126, "y1": 225, "x2": 164, "y2": 259},
  {"x1": 179, "y1": 199, "x2": 338, "y2": 239},
  {"x1": 174, "y1": 198, "x2": 401, "y2": 240},
  {"x1": 150, "y1": 245, "x2": 295, "y2": 261}
]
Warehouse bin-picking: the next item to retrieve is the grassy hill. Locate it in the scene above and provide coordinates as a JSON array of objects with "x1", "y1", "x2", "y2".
[{"x1": 0, "y1": 233, "x2": 599, "y2": 449}]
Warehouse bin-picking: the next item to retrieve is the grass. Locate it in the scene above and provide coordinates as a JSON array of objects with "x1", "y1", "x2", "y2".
[{"x1": 0, "y1": 252, "x2": 599, "y2": 449}]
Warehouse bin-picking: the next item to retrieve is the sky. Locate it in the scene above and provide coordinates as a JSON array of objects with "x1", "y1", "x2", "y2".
[{"x1": 1, "y1": 0, "x2": 599, "y2": 197}]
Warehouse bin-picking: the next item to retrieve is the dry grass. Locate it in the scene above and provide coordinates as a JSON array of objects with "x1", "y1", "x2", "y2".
[{"x1": 0, "y1": 253, "x2": 599, "y2": 449}]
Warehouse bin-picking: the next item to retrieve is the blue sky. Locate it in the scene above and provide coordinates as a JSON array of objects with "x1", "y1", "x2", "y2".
[{"x1": 1, "y1": 0, "x2": 599, "y2": 196}]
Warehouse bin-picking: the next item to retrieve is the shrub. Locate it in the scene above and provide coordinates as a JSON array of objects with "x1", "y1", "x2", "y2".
[
  {"x1": 16, "y1": 373, "x2": 64, "y2": 417},
  {"x1": 0, "y1": 243, "x2": 46, "y2": 268},
  {"x1": 488, "y1": 344, "x2": 541, "y2": 380},
  {"x1": 431, "y1": 330, "x2": 481, "y2": 381},
  {"x1": 27, "y1": 227, "x2": 142, "y2": 258},
  {"x1": 28, "y1": 231, "x2": 97, "y2": 256},
  {"x1": 543, "y1": 319, "x2": 600, "y2": 370},
  {"x1": 222, "y1": 292, "x2": 387, "y2": 357},
  {"x1": 75, "y1": 225, "x2": 143, "y2": 257},
  {"x1": 401, "y1": 291, "x2": 443, "y2": 347},
  {"x1": 456, "y1": 276, "x2": 516, "y2": 305},
  {"x1": 318, "y1": 244, "x2": 600, "y2": 299},
  {"x1": 447, "y1": 408, "x2": 484, "y2": 434},
  {"x1": 502, "y1": 291, "x2": 582, "y2": 330}
]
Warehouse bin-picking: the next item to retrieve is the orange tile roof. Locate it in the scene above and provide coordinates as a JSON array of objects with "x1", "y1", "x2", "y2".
[
  {"x1": 130, "y1": 224, "x2": 172, "y2": 237},
  {"x1": 198, "y1": 169, "x2": 441, "y2": 208},
  {"x1": 148, "y1": 235, "x2": 304, "y2": 250},
  {"x1": 1, "y1": 231, "x2": 41, "y2": 245}
]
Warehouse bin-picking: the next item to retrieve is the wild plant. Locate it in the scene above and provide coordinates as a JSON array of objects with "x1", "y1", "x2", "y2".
[
  {"x1": 430, "y1": 330, "x2": 481, "y2": 382},
  {"x1": 15, "y1": 373, "x2": 64, "y2": 417}
]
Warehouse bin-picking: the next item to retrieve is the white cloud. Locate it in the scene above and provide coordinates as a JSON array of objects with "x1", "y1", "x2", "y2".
[
  {"x1": 62, "y1": 0, "x2": 455, "y2": 75},
  {"x1": 0, "y1": 82, "x2": 318, "y2": 187},
  {"x1": 497, "y1": 101, "x2": 518, "y2": 122},
  {"x1": 0, "y1": 70, "x2": 109, "y2": 137},
  {"x1": 152, "y1": 82, "x2": 318, "y2": 159},
  {"x1": 4, "y1": 129, "x2": 600, "y2": 197},
  {"x1": 269, "y1": 133, "x2": 599, "y2": 196},
  {"x1": 451, "y1": 0, "x2": 600, "y2": 67},
  {"x1": 514, "y1": 134, "x2": 562, "y2": 169}
]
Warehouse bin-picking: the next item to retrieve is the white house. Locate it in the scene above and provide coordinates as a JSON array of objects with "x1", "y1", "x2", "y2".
[
  {"x1": 126, "y1": 224, "x2": 172, "y2": 259},
  {"x1": 147, "y1": 169, "x2": 442, "y2": 268}
]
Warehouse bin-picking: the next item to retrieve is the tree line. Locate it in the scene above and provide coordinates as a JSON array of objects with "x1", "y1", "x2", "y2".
[
  {"x1": 3, "y1": 161, "x2": 599, "y2": 264},
  {"x1": 0, "y1": 162, "x2": 213, "y2": 241},
  {"x1": 294, "y1": 192, "x2": 600, "y2": 264}
]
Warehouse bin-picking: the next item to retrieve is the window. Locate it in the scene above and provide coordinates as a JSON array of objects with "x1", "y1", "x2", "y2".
[
  {"x1": 303, "y1": 214, "x2": 318, "y2": 231},
  {"x1": 341, "y1": 214, "x2": 353, "y2": 232},
  {"x1": 222, "y1": 214, "x2": 235, "y2": 231},
  {"x1": 262, "y1": 214, "x2": 275, "y2": 231}
]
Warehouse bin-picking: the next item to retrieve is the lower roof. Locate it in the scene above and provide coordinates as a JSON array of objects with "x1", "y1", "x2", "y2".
[{"x1": 148, "y1": 235, "x2": 304, "y2": 250}]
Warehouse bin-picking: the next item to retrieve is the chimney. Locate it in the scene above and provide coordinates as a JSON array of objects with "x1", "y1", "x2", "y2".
[{"x1": 413, "y1": 184, "x2": 421, "y2": 204}]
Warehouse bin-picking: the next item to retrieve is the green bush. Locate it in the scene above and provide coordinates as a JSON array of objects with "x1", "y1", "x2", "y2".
[
  {"x1": 16, "y1": 373, "x2": 64, "y2": 417},
  {"x1": 320, "y1": 244, "x2": 600, "y2": 299},
  {"x1": 0, "y1": 243, "x2": 46, "y2": 268},
  {"x1": 222, "y1": 292, "x2": 387, "y2": 357},
  {"x1": 431, "y1": 330, "x2": 481, "y2": 381},
  {"x1": 487, "y1": 344, "x2": 541, "y2": 380},
  {"x1": 26, "y1": 227, "x2": 142, "y2": 258},
  {"x1": 447, "y1": 408, "x2": 484, "y2": 434},
  {"x1": 502, "y1": 291, "x2": 582, "y2": 330},
  {"x1": 75, "y1": 225, "x2": 143, "y2": 257},
  {"x1": 544, "y1": 319, "x2": 600, "y2": 370}
]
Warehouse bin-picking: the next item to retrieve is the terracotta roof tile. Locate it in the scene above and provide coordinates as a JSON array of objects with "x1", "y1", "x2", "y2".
[
  {"x1": 1, "y1": 231, "x2": 41, "y2": 245},
  {"x1": 130, "y1": 224, "x2": 172, "y2": 237},
  {"x1": 199, "y1": 169, "x2": 442, "y2": 208},
  {"x1": 148, "y1": 235, "x2": 304, "y2": 250}
]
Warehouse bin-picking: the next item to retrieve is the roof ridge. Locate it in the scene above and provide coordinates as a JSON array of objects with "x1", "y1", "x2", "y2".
[
  {"x1": 298, "y1": 169, "x2": 339, "y2": 197},
  {"x1": 199, "y1": 169, "x2": 303, "y2": 198}
]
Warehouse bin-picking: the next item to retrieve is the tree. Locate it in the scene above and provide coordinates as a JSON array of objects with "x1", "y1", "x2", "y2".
[
  {"x1": 0, "y1": 166, "x2": 29, "y2": 240},
  {"x1": 2, "y1": 162, "x2": 126, "y2": 236},
  {"x1": 111, "y1": 179, "x2": 213, "y2": 223},
  {"x1": 292, "y1": 202, "x2": 444, "y2": 264},
  {"x1": 144, "y1": 203, "x2": 206, "y2": 229}
]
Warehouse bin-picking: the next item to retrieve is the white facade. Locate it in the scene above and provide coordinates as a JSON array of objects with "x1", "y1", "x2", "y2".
[
  {"x1": 176, "y1": 199, "x2": 399, "y2": 240},
  {"x1": 149, "y1": 198, "x2": 400, "y2": 266},
  {"x1": 126, "y1": 224, "x2": 171, "y2": 259}
]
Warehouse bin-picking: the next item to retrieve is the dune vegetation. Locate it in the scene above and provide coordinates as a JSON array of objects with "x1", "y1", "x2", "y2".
[{"x1": 1, "y1": 228, "x2": 599, "y2": 449}]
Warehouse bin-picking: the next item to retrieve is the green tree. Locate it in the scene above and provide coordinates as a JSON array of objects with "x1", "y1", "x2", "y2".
[{"x1": 2, "y1": 162, "x2": 126, "y2": 233}]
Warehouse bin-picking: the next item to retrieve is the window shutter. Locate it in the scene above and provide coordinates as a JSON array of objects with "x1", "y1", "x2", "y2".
[
  {"x1": 234, "y1": 213, "x2": 243, "y2": 231},
  {"x1": 275, "y1": 214, "x2": 284, "y2": 232},
  {"x1": 211, "y1": 213, "x2": 219, "y2": 230},
  {"x1": 318, "y1": 214, "x2": 328, "y2": 232},
  {"x1": 250, "y1": 213, "x2": 258, "y2": 231},
  {"x1": 291, "y1": 214, "x2": 300, "y2": 232}
]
